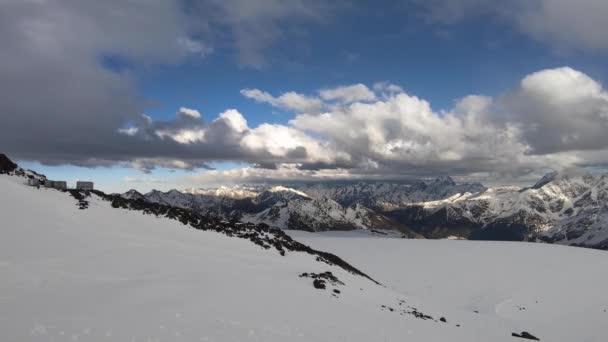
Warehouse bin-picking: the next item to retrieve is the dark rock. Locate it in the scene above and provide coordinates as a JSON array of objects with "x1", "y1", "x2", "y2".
[
  {"x1": 0, "y1": 154, "x2": 17, "y2": 174},
  {"x1": 333, "y1": 289, "x2": 340, "y2": 294},
  {"x1": 313, "y1": 279, "x2": 326, "y2": 289},
  {"x1": 512, "y1": 331, "x2": 540, "y2": 340},
  {"x1": 439, "y1": 317, "x2": 447, "y2": 323}
]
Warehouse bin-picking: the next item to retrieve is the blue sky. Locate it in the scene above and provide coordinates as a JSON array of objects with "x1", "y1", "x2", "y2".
[{"x1": 3, "y1": 1, "x2": 608, "y2": 193}]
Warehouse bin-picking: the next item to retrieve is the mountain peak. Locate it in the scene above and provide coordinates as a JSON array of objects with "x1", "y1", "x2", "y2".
[
  {"x1": 122, "y1": 189, "x2": 144, "y2": 200},
  {"x1": 531, "y1": 171, "x2": 559, "y2": 189},
  {"x1": 430, "y1": 176, "x2": 456, "y2": 186}
]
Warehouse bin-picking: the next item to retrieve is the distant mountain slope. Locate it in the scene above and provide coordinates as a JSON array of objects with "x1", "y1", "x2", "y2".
[
  {"x1": 135, "y1": 186, "x2": 394, "y2": 233},
  {"x1": 295, "y1": 177, "x2": 486, "y2": 209},
  {"x1": 386, "y1": 172, "x2": 608, "y2": 249},
  {"x1": 124, "y1": 172, "x2": 608, "y2": 249}
]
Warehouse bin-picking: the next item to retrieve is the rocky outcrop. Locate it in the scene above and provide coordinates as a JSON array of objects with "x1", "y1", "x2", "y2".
[{"x1": 0, "y1": 154, "x2": 17, "y2": 174}]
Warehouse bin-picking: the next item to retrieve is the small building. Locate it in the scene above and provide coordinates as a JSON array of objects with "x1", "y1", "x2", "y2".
[
  {"x1": 27, "y1": 178, "x2": 41, "y2": 186},
  {"x1": 52, "y1": 181, "x2": 67, "y2": 189},
  {"x1": 44, "y1": 180, "x2": 67, "y2": 190},
  {"x1": 76, "y1": 181, "x2": 94, "y2": 190}
]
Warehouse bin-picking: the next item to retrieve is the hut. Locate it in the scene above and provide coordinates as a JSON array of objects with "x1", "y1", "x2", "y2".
[
  {"x1": 44, "y1": 180, "x2": 67, "y2": 189},
  {"x1": 76, "y1": 181, "x2": 94, "y2": 190},
  {"x1": 27, "y1": 178, "x2": 41, "y2": 186},
  {"x1": 52, "y1": 181, "x2": 67, "y2": 189}
]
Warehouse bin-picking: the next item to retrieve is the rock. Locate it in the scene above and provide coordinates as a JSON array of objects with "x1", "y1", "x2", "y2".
[
  {"x1": 512, "y1": 331, "x2": 540, "y2": 340},
  {"x1": 0, "y1": 154, "x2": 17, "y2": 174},
  {"x1": 333, "y1": 289, "x2": 340, "y2": 294},
  {"x1": 439, "y1": 317, "x2": 447, "y2": 323},
  {"x1": 313, "y1": 279, "x2": 326, "y2": 289}
]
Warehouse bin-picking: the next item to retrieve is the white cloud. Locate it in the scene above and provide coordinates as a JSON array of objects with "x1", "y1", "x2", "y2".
[
  {"x1": 240, "y1": 88, "x2": 323, "y2": 113},
  {"x1": 178, "y1": 107, "x2": 202, "y2": 119},
  {"x1": 177, "y1": 37, "x2": 213, "y2": 57},
  {"x1": 499, "y1": 67, "x2": 608, "y2": 154},
  {"x1": 113, "y1": 66, "x2": 607, "y2": 181},
  {"x1": 319, "y1": 84, "x2": 376, "y2": 103},
  {"x1": 218, "y1": 109, "x2": 248, "y2": 133},
  {"x1": 184, "y1": 164, "x2": 361, "y2": 186}
]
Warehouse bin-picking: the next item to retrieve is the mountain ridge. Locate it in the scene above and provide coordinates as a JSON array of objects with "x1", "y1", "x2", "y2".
[{"x1": 124, "y1": 171, "x2": 608, "y2": 250}]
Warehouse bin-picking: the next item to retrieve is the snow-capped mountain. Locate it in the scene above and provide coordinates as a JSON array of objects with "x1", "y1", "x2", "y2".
[
  {"x1": 295, "y1": 177, "x2": 486, "y2": 209},
  {"x1": 125, "y1": 176, "x2": 481, "y2": 235},
  {"x1": 386, "y1": 172, "x2": 608, "y2": 249},
  {"x1": 126, "y1": 172, "x2": 608, "y2": 250},
  {"x1": 132, "y1": 185, "x2": 417, "y2": 235},
  {"x1": 6, "y1": 154, "x2": 608, "y2": 340}
]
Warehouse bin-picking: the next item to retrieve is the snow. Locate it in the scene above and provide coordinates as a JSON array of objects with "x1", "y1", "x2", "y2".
[
  {"x1": 183, "y1": 185, "x2": 258, "y2": 199},
  {"x1": 290, "y1": 230, "x2": 608, "y2": 342},
  {"x1": 268, "y1": 185, "x2": 310, "y2": 198},
  {"x1": 2, "y1": 174, "x2": 607, "y2": 341}
]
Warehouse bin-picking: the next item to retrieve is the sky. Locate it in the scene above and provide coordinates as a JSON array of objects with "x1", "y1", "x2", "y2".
[{"x1": 2, "y1": 0, "x2": 608, "y2": 193}]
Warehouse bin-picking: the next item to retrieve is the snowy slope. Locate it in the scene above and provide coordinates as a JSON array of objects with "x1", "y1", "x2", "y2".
[
  {"x1": 0, "y1": 174, "x2": 496, "y2": 342},
  {"x1": 2, "y1": 171, "x2": 607, "y2": 341},
  {"x1": 291, "y1": 231, "x2": 608, "y2": 342}
]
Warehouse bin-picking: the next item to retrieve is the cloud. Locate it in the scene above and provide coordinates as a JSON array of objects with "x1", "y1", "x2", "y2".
[
  {"x1": 0, "y1": 1, "x2": 343, "y2": 171},
  {"x1": 240, "y1": 89, "x2": 323, "y2": 113},
  {"x1": 1, "y1": 0, "x2": 606, "y2": 188},
  {"x1": 183, "y1": 164, "x2": 367, "y2": 186},
  {"x1": 0, "y1": 0, "x2": 209, "y2": 168},
  {"x1": 178, "y1": 107, "x2": 202, "y2": 119},
  {"x1": 236, "y1": 67, "x2": 608, "y2": 180},
  {"x1": 240, "y1": 84, "x2": 379, "y2": 114},
  {"x1": 498, "y1": 67, "x2": 608, "y2": 154},
  {"x1": 415, "y1": 0, "x2": 608, "y2": 53},
  {"x1": 319, "y1": 84, "x2": 376, "y2": 103},
  {"x1": 191, "y1": 0, "x2": 344, "y2": 68},
  {"x1": 117, "y1": 107, "x2": 345, "y2": 172}
]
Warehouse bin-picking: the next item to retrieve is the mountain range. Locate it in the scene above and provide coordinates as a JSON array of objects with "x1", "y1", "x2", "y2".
[{"x1": 124, "y1": 172, "x2": 608, "y2": 250}]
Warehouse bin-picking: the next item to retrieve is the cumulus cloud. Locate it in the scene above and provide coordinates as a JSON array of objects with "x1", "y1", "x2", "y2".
[
  {"x1": 415, "y1": 0, "x2": 608, "y2": 53},
  {"x1": 241, "y1": 84, "x2": 378, "y2": 114},
  {"x1": 232, "y1": 67, "x2": 608, "y2": 181},
  {"x1": 240, "y1": 89, "x2": 323, "y2": 113},
  {"x1": 319, "y1": 84, "x2": 376, "y2": 103},
  {"x1": 117, "y1": 107, "x2": 345, "y2": 172},
  {"x1": 499, "y1": 67, "x2": 608, "y2": 154}
]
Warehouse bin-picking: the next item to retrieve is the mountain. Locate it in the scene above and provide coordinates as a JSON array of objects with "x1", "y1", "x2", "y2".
[
  {"x1": 294, "y1": 177, "x2": 486, "y2": 209},
  {"x1": 133, "y1": 185, "x2": 418, "y2": 235},
  {"x1": 3, "y1": 154, "x2": 607, "y2": 341},
  {"x1": 127, "y1": 172, "x2": 608, "y2": 250},
  {"x1": 127, "y1": 177, "x2": 482, "y2": 236},
  {"x1": 386, "y1": 172, "x2": 608, "y2": 249}
]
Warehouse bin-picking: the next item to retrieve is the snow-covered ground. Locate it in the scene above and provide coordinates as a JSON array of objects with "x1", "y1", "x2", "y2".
[
  {"x1": 290, "y1": 230, "x2": 608, "y2": 342},
  {"x1": 2, "y1": 174, "x2": 607, "y2": 341}
]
